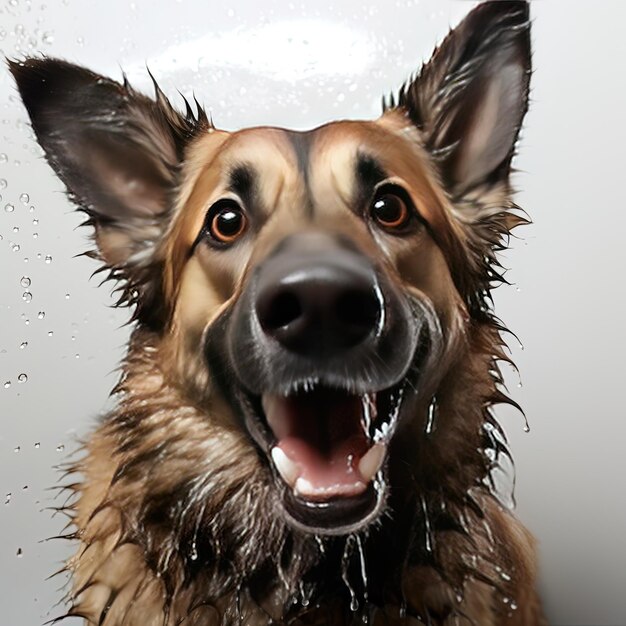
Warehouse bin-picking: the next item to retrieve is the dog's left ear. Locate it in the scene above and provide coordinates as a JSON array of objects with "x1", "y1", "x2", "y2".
[
  {"x1": 9, "y1": 57, "x2": 207, "y2": 327},
  {"x1": 390, "y1": 0, "x2": 531, "y2": 196}
]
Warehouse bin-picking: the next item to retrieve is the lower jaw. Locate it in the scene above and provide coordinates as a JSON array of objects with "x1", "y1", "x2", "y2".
[{"x1": 280, "y1": 480, "x2": 386, "y2": 536}]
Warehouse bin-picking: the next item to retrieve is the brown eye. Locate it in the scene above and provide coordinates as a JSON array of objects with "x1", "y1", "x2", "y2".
[
  {"x1": 370, "y1": 192, "x2": 410, "y2": 230},
  {"x1": 207, "y1": 201, "x2": 247, "y2": 244}
]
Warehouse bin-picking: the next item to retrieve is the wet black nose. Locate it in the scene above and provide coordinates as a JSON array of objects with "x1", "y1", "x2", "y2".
[{"x1": 255, "y1": 234, "x2": 383, "y2": 356}]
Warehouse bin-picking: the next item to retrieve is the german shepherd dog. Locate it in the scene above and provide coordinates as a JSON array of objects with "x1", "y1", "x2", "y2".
[{"x1": 9, "y1": 1, "x2": 545, "y2": 624}]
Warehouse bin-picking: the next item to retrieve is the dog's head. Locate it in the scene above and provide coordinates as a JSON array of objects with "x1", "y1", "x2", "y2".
[{"x1": 10, "y1": 2, "x2": 530, "y2": 538}]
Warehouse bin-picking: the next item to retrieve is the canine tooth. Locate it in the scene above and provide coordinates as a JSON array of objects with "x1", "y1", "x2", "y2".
[
  {"x1": 271, "y1": 447, "x2": 299, "y2": 487},
  {"x1": 358, "y1": 443, "x2": 386, "y2": 481}
]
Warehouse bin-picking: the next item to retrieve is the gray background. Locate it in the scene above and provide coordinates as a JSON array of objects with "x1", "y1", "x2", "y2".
[{"x1": 1, "y1": 1, "x2": 625, "y2": 624}]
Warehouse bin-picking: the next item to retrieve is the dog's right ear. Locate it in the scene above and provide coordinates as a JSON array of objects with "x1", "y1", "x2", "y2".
[
  {"x1": 388, "y1": 1, "x2": 531, "y2": 198},
  {"x1": 8, "y1": 57, "x2": 208, "y2": 326}
]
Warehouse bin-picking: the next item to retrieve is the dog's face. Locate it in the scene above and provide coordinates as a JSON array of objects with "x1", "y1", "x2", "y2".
[
  {"x1": 10, "y1": 2, "x2": 530, "y2": 537},
  {"x1": 176, "y1": 120, "x2": 453, "y2": 534}
]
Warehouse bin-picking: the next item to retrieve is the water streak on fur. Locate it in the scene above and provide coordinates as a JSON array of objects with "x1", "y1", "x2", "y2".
[
  {"x1": 425, "y1": 396, "x2": 438, "y2": 435},
  {"x1": 341, "y1": 535, "x2": 359, "y2": 612},
  {"x1": 355, "y1": 534, "x2": 369, "y2": 622},
  {"x1": 420, "y1": 495, "x2": 433, "y2": 554}
]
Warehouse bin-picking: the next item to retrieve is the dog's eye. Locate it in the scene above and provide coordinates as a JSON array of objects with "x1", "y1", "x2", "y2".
[
  {"x1": 207, "y1": 200, "x2": 248, "y2": 245},
  {"x1": 370, "y1": 190, "x2": 411, "y2": 231}
]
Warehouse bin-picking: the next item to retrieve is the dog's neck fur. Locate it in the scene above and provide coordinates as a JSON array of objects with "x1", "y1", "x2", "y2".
[{"x1": 60, "y1": 322, "x2": 538, "y2": 626}]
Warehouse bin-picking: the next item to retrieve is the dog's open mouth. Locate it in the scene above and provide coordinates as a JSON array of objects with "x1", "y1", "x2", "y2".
[{"x1": 240, "y1": 381, "x2": 405, "y2": 534}]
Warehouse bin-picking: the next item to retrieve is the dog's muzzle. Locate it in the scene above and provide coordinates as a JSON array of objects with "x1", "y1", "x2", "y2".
[{"x1": 208, "y1": 232, "x2": 431, "y2": 535}]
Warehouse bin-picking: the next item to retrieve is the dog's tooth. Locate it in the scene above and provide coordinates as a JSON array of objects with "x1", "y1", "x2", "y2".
[
  {"x1": 271, "y1": 447, "x2": 299, "y2": 487},
  {"x1": 358, "y1": 443, "x2": 386, "y2": 481}
]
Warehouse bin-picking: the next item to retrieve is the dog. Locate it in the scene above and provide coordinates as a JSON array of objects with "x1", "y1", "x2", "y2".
[{"x1": 9, "y1": 1, "x2": 545, "y2": 624}]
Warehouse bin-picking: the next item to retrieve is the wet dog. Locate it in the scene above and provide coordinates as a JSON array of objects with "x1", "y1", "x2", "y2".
[{"x1": 10, "y1": 1, "x2": 545, "y2": 624}]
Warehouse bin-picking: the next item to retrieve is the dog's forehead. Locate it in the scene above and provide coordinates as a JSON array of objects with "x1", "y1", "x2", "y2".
[{"x1": 184, "y1": 119, "x2": 419, "y2": 215}]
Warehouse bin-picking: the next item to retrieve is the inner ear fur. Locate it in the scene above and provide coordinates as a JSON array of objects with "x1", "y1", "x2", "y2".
[{"x1": 9, "y1": 57, "x2": 211, "y2": 328}]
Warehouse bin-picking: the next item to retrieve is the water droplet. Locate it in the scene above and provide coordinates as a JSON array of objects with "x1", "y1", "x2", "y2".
[
  {"x1": 510, "y1": 601, "x2": 518, "y2": 611},
  {"x1": 32, "y1": 232, "x2": 38, "y2": 239},
  {"x1": 17, "y1": 373, "x2": 28, "y2": 383},
  {"x1": 47, "y1": 330, "x2": 53, "y2": 337},
  {"x1": 75, "y1": 353, "x2": 80, "y2": 359},
  {"x1": 56, "y1": 444, "x2": 65, "y2": 452},
  {"x1": 65, "y1": 293, "x2": 70, "y2": 299},
  {"x1": 13, "y1": 226, "x2": 19, "y2": 233},
  {"x1": 29, "y1": 205, "x2": 35, "y2": 213},
  {"x1": 22, "y1": 291, "x2": 32, "y2": 303},
  {"x1": 37, "y1": 311, "x2": 45, "y2": 319},
  {"x1": 20, "y1": 276, "x2": 31, "y2": 288},
  {"x1": 32, "y1": 218, "x2": 38, "y2": 225},
  {"x1": 0, "y1": 153, "x2": 7, "y2": 163},
  {"x1": 20, "y1": 341, "x2": 27, "y2": 349},
  {"x1": 4, "y1": 493, "x2": 11, "y2": 505},
  {"x1": 16, "y1": 548, "x2": 23, "y2": 558},
  {"x1": 5, "y1": 202, "x2": 14, "y2": 212},
  {"x1": 14, "y1": 445, "x2": 20, "y2": 452},
  {"x1": 76, "y1": 36, "x2": 84, "y2": 45},
  {"x1": 0, "y1": 179, "x2": 7, "y2": 190},
  {"x1": 19, "y1": 192, "x2": 29, "y2": 204},
  {"x1": 34, "y1": 442, "x2": 40, "y2": 449},
  {"x1": 42, "y1": 31, "x2": 54, "y2": 44},
  {"x1": 4, "y1": 381, "x2": 11, "y2": 389},
  {"x1": 12, "y1": 244, "x2": 20, "y2": 252},
  {"x1": 44, "y1": 255, "x2": 52, "y2": 264}
]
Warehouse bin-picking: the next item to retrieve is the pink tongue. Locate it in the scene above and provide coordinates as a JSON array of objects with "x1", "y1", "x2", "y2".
[{"x1": 278, "y1": 436, "x2": 367, "y2": 500}]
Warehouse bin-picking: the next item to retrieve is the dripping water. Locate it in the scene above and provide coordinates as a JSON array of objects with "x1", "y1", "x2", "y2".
[
  {"x1": 425, "y1": 397, "x2": 438, "y2": 435},
  {"x1": 355, "y1": 534, "x2": 369, "y2": 622},
  {"x1": 420, "y1": 495, "x2": 433, "y2": 553},
  {"x1": 314, "y1": 534, "x2": 325, "y2": 556},
  {"x1": 341, "y1": 535, "x2": 359, "y2": 612},
  {"x1": 361, "y1": 393, "x2": 376, "y2": 437},
  {"x1": 299, "y1": 581, "x2": 313, "y2": 608}
]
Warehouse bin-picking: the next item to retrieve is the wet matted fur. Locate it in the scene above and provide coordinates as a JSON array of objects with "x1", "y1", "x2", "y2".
[{"x1": 9, "y1": 2, "x2": 546, "y2": 624}]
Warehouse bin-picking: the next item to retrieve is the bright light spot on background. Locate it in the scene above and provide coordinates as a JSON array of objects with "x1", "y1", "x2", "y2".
[{"x1": 130, "y1": 20, "x2": 375, "y2": 82}]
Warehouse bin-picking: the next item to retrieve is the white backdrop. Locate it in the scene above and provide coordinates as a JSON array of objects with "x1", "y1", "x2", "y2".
[{"x1": 1, "y1": 1, "x2": 625, "y2": 624}]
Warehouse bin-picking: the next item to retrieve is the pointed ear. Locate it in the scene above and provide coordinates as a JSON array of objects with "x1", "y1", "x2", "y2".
[
  {"x1": 391, "y1": 1, "x2": 531, "y2": 196},
  {"x1": 9, "y1": 57, "x2": 209, "y2": 327}
]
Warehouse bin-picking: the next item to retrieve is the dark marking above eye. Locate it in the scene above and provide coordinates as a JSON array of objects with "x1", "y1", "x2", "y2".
[
  {"x1": 227, "y1": 164, "x2": 257, "y2": 213},
  {"x1": 354, "y1": 153, "x2": 388, "y2": 213}
]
